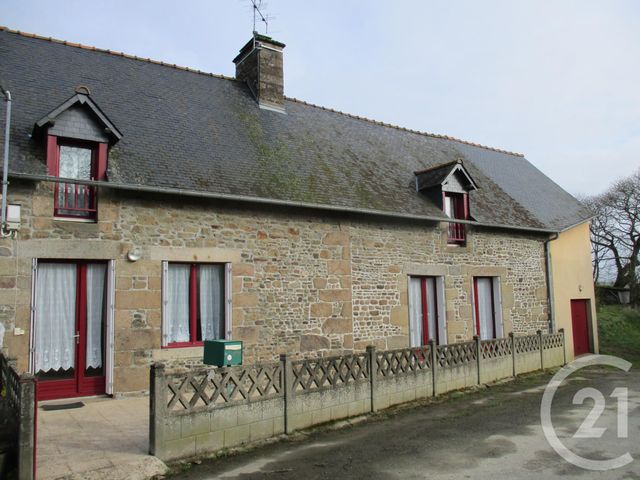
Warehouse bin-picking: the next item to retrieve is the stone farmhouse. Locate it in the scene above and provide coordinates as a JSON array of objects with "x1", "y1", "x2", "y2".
[{"x1": 0, "y1": 27, "x2": 597, "y2": 400}]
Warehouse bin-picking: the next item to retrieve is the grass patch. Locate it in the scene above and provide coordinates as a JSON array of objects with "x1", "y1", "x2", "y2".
[{"x1": 597, "y1": 305, "x2": 640, "y2": 364}]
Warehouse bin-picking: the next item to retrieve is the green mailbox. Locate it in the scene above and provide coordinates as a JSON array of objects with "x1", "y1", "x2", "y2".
[{"x1": 204, "y1": 340, "x2": 243, "y2": 367}]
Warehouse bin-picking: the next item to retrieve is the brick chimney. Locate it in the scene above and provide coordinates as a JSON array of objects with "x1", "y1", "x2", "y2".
[{"x1": 233, "y1": 33, "x2": 286, "y2": 113}]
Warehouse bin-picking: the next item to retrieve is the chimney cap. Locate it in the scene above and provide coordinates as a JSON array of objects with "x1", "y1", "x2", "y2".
[
  {"x1": 253, "y1": 33, "x2": 286, "y2": 48},
  {"x1": 233, "y1": 33, "x2": 286, "y2": 65}
]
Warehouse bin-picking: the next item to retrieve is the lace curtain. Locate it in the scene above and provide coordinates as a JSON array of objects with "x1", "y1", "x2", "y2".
[
  {"x1": 408, "y1": 277, "x2": 438, "y2": 346},
  {"x1": 408, "y1": 277, "x2": 423, "y2": 347},
  {"x1": 476, "y1": 278, "x2": 494, "y2": 340},
  {"x1": 425, "y1": 277, "x2": 437, "y2": 342},
  {"x1": 199, "y1": 265, "x2": 224, "y2": 341},
  {"x1": 166, "y1": 264, "x2": 190, "y2": 343},
  {"x1": 86, "y1": 264, "x2": 106, "y2": 369},
  {"x1": 35, "y1": 263, "x2": 77, "y2": 373}
]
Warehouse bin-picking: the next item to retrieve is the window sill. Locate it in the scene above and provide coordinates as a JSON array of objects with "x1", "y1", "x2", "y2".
[
  {"x1": 153, "y1": 346, "x2": 204, "y2": 361},
  {"x1": 162, "y1": 341, "x2": 204, "y2": 349},
  {"x1": 53, "y1": 216, "x2": 97, "y2": 224}
]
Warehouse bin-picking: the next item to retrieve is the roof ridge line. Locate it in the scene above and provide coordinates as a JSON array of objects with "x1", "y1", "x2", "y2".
[
  {"x1": 1, "y1": 25, "x2": 525, "y2": 158},
  {"x1": 0, "y1": 25, "x2": 238, "y2": 82},
  {"x1": 285, "y1": 96, "x2": 525, "y2": 157}
]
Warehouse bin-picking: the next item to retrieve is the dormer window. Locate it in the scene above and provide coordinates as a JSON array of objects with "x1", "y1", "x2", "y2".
[
  {"x1": 52, "y1": 141, "x2": 103, "y2": 219},
  {"x1": 34, "y1": 90, "x2": 122, "y2": 222},
  {"x1": 443, "y1": 192, "x2": 468, "y2": 244},
  {"x1": 414, "y1": 159, "x2": 478, "y2": 245}
]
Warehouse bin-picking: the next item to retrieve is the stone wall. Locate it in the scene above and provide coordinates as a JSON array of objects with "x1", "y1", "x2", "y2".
[{"x1": 0, "y1": 180, "x2": 549, "y2": 394}]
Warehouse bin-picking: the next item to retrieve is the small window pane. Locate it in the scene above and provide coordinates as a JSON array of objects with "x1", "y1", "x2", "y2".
[
  {"x1": 444, "y1": 196, "x2": 454, "y2": 218},
  {"x1": 86, "y1": 263, "x2": 107, "y2": 376},
  {"x1": 166, "y1": 264, "x2": 191, "y2": 343},
  {"x1": 198, "y1": 265, "x2": 225, "y2": 341},
  {"x1": 59, "y1": 146, "x2": 92, "y2": 180},
  {"x1": 476, "y1": 278, "x2": 495, "y2": 340},
  {"x1": 408, "y1": 277, "x2": 423, "y2": 347}
]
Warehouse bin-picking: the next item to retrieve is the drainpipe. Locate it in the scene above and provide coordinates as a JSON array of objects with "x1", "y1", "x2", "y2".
[
  {"x1": 545, "y1": 232, "x2": 559, "y2": 332},
  {"x1": 1, "y1": 87, "x2": 11, "y2": 235}
]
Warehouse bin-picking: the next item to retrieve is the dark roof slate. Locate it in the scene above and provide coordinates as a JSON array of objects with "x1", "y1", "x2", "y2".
[{"x1": 0, "y1": 28, "x2": 591, "y2": 231}]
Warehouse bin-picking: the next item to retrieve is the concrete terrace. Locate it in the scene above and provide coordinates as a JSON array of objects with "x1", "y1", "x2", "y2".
[{"x1": 37, "y1": 396, "x2": 166, "y2": 480}]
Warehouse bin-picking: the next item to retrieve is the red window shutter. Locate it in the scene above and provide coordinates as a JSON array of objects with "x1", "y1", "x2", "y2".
[
  {"x1": 473, "y1": 278, "x2": 480, "y2": 336},
  {"x1": 46, "y1": 135, "x2": 58, "y2": 175},
  {"x1": 96, "y1": 143, "x2": 108, "y2": 180},
  {"x1": 463, "y1": 193, "x2": 469, "y2": 219},
  {"x1": 420, "y1": 278, "x2": 429, "y2": 345}
]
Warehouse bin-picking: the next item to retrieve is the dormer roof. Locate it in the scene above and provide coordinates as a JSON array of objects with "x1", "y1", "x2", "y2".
[
  {"x1": 34, "y1": 92, "x2": 122, "y2": 143},
  {"x1": 414, "y1": 160, "x2": 478, "y2": 192}
]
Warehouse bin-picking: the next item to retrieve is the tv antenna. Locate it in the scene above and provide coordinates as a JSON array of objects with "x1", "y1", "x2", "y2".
[{"x1": 251, "y1": 0, "x2": 272, "y2": 35}]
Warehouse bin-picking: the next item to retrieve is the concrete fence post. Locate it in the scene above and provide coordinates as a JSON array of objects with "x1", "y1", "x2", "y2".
[
  {"x1": 559, "y1": 328, "x2": 567, "y2": 365},
  {"x1": 149, "y1": 363, "x2": 166, "y2": 458},
  {"x1": 509, "y1": 332, "x2": 516, "y2": 377},
  {"x1": 18, "y1": 373, "x2": 36, "y2": 480},
  {"x1": 429, "y1": 340, "x2": 437, "y2": 396},
  {"x1": 537, "y1": 330, "x2": 544, "y2": 370},
  {"x1": 474, "y1": 336, "x2": 481, "y2": 385},
  {"x1": 366, "y1": 346, "x2": 377, "y2": 412},
  {"x1": 280, "y1": 354, "x2": 293, "y2": 434}
]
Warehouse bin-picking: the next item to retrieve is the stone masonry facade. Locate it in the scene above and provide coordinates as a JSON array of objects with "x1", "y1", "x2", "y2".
[{"x1": 0, "y1": 180, "x2": 549, "y2": 394}]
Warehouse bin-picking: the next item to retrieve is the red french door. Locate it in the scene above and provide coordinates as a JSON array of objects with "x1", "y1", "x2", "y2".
[
  {"x1": 34, "y1": 261, "x2": 107, "y2": 400},
  {"x1": 571, "y1": 299, "x2": 591, "y2": 356}
]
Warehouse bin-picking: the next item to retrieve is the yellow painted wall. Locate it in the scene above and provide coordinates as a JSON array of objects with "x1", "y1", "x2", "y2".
[{"x1": 549, "y1": 221, "x2": 598, "y2": 360}]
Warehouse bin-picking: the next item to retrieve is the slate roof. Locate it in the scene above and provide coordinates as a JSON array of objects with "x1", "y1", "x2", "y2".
[{"x1": 0, "y1": 27, "x2": 592, "y2": 232}]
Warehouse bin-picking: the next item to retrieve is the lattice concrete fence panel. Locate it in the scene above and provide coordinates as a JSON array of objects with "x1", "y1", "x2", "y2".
[
  {"x1": 150, "y1": 362, "x2": 285, "y2": 461},
  {"x1": 150, "y1": 331, "x2": 566, "y2": 462},
  {"x1": 434, "y1": 341, "x2": 478, "y2": 394},
  {"x1": 287, "y1": 353, "x2": 371, "y2": 431},
  {"x1": 514, "y1": 333, "x2": 544, "y2": 375},
  {"x1": 543, "y1": 333, "x2": 565, "y2": 368},
  {"x1": 374, "y1": 345, "x2": 433, "y2": 410},
  {"x1": 480, "y1": 338, "x2": 513, "y2": 384}
]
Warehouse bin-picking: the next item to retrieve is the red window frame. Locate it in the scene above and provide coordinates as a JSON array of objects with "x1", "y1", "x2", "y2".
[
  {"x1": 164, "y1": 262, "x2": 225, "y2": 349},
  {"x1": 443, "y1": 192, "x2": 468, "y2": 244},
  {"x1": 412, "y1": 276, "x2": 441, "y2": 346},
  {"x1": 46, "y1": 135, "x2": 107, "y2": 221},
  {"x1": 473, "y1": 276, "x2": 497, "y2": 339}
]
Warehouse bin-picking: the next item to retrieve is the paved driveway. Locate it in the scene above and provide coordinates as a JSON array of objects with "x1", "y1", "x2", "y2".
[{"x1": 172, "y1": 365, "x2": 639, "y2": 479}]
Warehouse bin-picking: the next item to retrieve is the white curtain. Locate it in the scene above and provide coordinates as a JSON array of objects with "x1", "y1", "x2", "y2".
[
  {"x1": 35, "y1": 263, "x2": 77, "y2": 373},
  {"x1": 167, "y1": 264, "x2": 190, "y2": 343},
  {"x1": 425, "y1": 277, "x2": 437, "y2": 343},
  {"x1": 199, "y1": 265, "x2": 224, "y2": 341},
  {"x1": 86, "y1": 264, "x2": 106, "y2": 369},
  {"x1": 408, "y1": 277, "x2": 423, "y2": 347},
  {"x1": 59, "y1": 146, "x2": 92, "y2": 179},
  {"x1": 444, "y1": 196, "x2": 454, "y2": 218},
  {"x1": 58, "y1": 146, "x2": 92, "y2": 211},
  {"x1": 492, "y1": 278, "x2": 504, "y2": 338},
  {"x1": 476, "y1": 278, "x2": 495, "y2": 340}
]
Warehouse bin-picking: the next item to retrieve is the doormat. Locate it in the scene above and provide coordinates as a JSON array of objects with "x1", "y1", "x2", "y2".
[{"x1": 41, "y1": 402, "x2": 85, "y2": 411}]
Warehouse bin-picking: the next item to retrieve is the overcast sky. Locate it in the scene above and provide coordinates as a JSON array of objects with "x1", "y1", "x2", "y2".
[{"x1": 3, "y1": 0, "x2": 639, "y2": 196}]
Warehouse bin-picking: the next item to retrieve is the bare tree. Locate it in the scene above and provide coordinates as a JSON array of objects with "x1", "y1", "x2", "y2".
[{"x1": 585, "y1": 169, "x2": 640, "y2": 305}]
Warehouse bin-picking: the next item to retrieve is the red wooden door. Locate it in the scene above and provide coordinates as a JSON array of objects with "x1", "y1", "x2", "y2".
[
  {"x1": 35, "y1": 262, "x2": 107, "y2": 400},
  {"x1": 570, "y1": 299, "x2": 591, "y2": 356}
]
